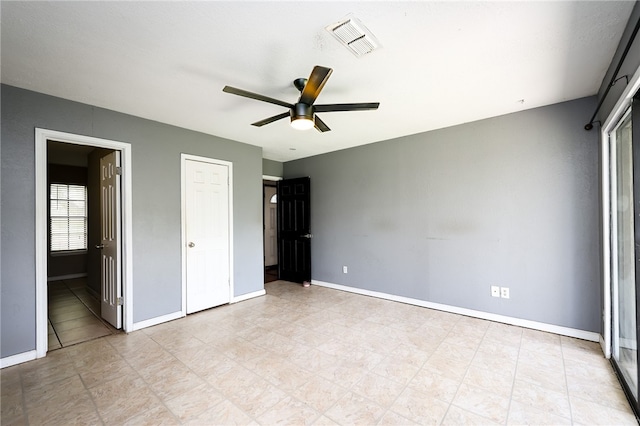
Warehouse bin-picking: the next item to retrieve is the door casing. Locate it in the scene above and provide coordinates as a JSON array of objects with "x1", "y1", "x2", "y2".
[
  {"x1": 180, "y1": 154, "x2": 234, "y2": 315},
  {"x1": 35, "y1": 128, "x2": 133, "y2": 358}
]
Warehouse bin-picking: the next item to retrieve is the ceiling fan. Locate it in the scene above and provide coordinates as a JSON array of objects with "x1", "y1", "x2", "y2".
[{"x1": 222, "y1": 65, "x2": 380, "y2": 132}]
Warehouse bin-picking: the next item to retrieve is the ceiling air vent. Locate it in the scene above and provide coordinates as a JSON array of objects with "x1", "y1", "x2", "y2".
[{"x1": 326, "y1": 15, "x2": 381, "y2": 57}]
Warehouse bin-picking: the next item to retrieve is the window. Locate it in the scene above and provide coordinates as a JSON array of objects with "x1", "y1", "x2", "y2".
[
  {"x1": 270, "y1": 194, "x2": 277, "y2": 204},
  {"x1": 50, "y1": 183, "x2": 87, "y2": 251}
]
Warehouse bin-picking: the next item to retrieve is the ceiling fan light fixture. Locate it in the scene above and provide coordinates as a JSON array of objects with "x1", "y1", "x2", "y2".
[
  {"x1": 290, "y1": 103, "x2": 315, "y2": 130},
  {"x1": 326, "y1": 15, "x2": 381, "y2": 57},
  {"x1": 291, "y1": 117, "x2": 314, "y2": 131}
]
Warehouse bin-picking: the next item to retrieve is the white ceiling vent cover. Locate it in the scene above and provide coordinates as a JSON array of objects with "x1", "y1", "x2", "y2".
[{"x1": 326, "y1": 15, "x2": 381, "y2": 57}]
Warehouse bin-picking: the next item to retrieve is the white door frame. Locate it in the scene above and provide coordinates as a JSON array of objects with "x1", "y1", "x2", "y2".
[
  {"x1": 601, "y1": 64, "x2": 640, "y2": 358},
  {"x1": 35, "y1": 128, "x2": 134, "y2": 358},
  {"x1": 181, "y1": 154, "x2": 234, "y2": 315}
]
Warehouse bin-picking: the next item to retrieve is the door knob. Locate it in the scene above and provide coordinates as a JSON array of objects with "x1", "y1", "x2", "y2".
[
  {"x1": 301, "y1": 234, "x2": 313, "y2": 239},
  {"x1": 95, "y1": 244, "x2": 104, "y2": 249},
  {"x1": 188, "y1": 242, "x2": 195, "y2": 248}
]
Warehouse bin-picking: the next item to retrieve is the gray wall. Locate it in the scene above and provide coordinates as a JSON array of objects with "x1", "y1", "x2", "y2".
[
  {"x1": 285, "y1": 97, "x2": 601, "y2": 333},
  {"x1": 1, "y1": 84, "x2": 264, "y2": 358},
  {"x1": 262, "y1": 159, "x2": 283, "y2": 177}
]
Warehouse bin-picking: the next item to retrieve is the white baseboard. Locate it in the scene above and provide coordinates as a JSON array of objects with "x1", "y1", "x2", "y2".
[
  {"x1": 132, "y1": 311, "x2": 184, "y2": 331},
  {"x1": 47, "y1": 273, "x2": 88, "y2": 282},
  {"x1": 232, "y1": 289, "x2": 266, "y2": 303},
  {"x1": 312, "y1": 280, "x2": 600, "y2": 342},
  {"x1": 1, "y1": 350, "x2": 37, "y2": 369}
]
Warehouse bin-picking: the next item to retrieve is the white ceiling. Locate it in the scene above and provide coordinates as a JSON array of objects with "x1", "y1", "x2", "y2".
[{"x1": 1, "y1": 1, "x2": 634, "y2": 162}]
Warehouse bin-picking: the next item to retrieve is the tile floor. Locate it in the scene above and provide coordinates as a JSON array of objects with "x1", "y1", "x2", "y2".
[
  {"x1": 48, "y1": 278, "x2": 118, "y2": 349},
  {"x1": 2, "y1": 280, "x2": 637, "y2": 425}
]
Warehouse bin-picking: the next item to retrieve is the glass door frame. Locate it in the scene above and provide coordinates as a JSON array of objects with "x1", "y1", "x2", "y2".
[
  {"x1": 609, "y1": 103, "x2": 639, "y2": 413},
  {"x1": 604, "y1": 64, "x2": 640, "y2": 417}
]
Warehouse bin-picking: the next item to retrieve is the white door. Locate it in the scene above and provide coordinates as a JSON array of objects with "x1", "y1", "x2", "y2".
[
  {"x1": 264, "y1": 185, "x2": 278, "y2": 267},
  {"x1": 185, "y1": 159, "x2": 230, "y2": 313},
  {"x1": 100, "y1": 151, "x2": 122, "y2": 328}
]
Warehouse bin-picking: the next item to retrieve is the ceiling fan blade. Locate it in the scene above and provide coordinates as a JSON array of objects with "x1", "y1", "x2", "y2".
[
  {"x1": 314, "y1": 102, "x2": 380, "y2": 112},
  {"x1": 223, "y1": 86, "x2": 293, "y2": 108},
  {"x1": 314, "y1": 115, "x2": 331, "y2": 132},
  {"x1": 251, "y1": 111, "x2": 290, "y2": 127},
  {"x1": 299, "y1": 66, "x2": 333, "y2": 106}
]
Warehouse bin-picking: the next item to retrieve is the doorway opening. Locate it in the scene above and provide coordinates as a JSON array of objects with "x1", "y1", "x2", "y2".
[
  {"x1": 264, "y1": 179, "x2": 279, "y2": 283},
  {"x1": 35, "y1": 129, "x2": 134, "y2": 359},
  {"x1": 46, "y1": 141, "x2": 120, "y2": 350},
  {"x1": 263, "y1": 176, "x2": 282, "y2": 283}
]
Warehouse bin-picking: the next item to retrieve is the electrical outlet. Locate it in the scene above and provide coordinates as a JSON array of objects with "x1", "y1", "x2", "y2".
[
  {"x1": 343, "y1": 266, "x2": 348, "y2": 274},
  {"x1": 500, "y1": 287, "x2": 510, "y2": 299},
  {"x1": 491, "y1": 286, "x2": 500, "y2": 297}
]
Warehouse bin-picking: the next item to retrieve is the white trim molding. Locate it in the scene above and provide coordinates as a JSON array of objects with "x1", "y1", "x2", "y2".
[
  {"x1": 262, "y1": 175, "x2": 283, "y2": 181},
  {"x1": 35, "y1": 128, "x2": 134, "y2": 360},
  {"x1": 1, "y1": 351, "x2": 37, "y2": 369},
  {"x1": 132, "y1": 311, "x2": 184, "y2": 331},
  {"x1": 312, "y1": 280, "x2": 600, "y2": 342},
  {"x1": 180, "y1": 154, "x2": 235, "y2": 316},
  {"x1": 232, "y1": 289, "x2": 266, "y2": 304}
]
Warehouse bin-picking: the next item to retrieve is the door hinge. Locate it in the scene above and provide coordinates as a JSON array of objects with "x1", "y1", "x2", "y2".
[
  {"x1": 115, "y1": 167, "x2": 122, "y2": 175},
  {"x1": 117, "y1": 297, "x2": 124, "y2": 306}
]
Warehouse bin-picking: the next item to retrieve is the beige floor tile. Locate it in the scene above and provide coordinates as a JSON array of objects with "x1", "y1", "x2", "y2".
[
  {"x1": 324, "y1": 391, "x2": 386, "y2": 425},
  {"x1": 228, "y1": 377, "x2": 289, "y2": 417},
  {"x1": 515, "y1": 362, "x2": 567, "y2": 393},
  {"x1": 48, "y1": 333, "x2": 62, "y2": 350},
  {"x1": 351, "y1": 371, "x2": 405, "y2": 408},
  {"x1": 570, "y1": 396, "x2": 637, "y2": 425},
  {"x1": 452, "y1": 382, "x2": 510, "y2": 424},
  {"x1": 26, "y1": 393, "x2": 101, "y2": 425},
  {"x1": 164, "y1": 383, "x2": 227, "y2": 422},
  {"x1": 406, "y1": 367, "x2": 460, "y2": 403},
  {"x1": 295, "y1": 374, "x2": 350, "y2": 412},
  {"x1": 1, "y1": 392, "x2": 24, "y2": 425},
  {"x1": 318, "y1": 359, "x2": 368, "y2": 388},
  {"x1": 311, "y1": 415, "x2": 342, "y2": 425},
  {"x1": 510, "y1": 379, "x2": 571, "y2": 419},
  {"x1": 57, "y1": 322, "x2": 112, "y2": 346},
  {"x1": 390, "y1": 387, "x2": 450, "y2": 424},
  {"x1": 517, "y1": 347, "x2": 565, "y2": 374},
  {"x1": 566, "y1": 373, "x2": 630, "y2": 412},
  {"x1": 7, "y1": 280, "x2": 636, "y2": 426},
  {"x1": 442, "y1": 405, "x2": 501, "y2": 425},
  {"x1": 507, "y1": 400, "x2": 571, "y2": 425},
  {"x1": 53, "y1": 315, "x2": 107, "y2": 333},
  {"x1": 256, "y1": 396, "x2": 320, "y2": 425},
  {"x1": 185, "y1": 398, "x2": 254, "y2": 425},
  {"x1": 122, "y1": 403, "x2": 178, "y2": 425},
  {"x1": 20, "y1": 352, "x2": 76, "y2": 390},
  {"x1": 423, "y1": 353, "x2": 471, "y2": 381},
  {"x1": 462, "y1": 363, "x2": 515, "y2": 397},
  {"x1": 210, "y1": 363, "x2": 264, "y2": 398},
  {"x1": 89, "y1": 375, "x2": 162, "y2": 424},
  {"x1": 23, "y1": 374, "x2": 86, "y2": 409},
  {"x1": 371, "y1": 355, "x2": 422, "y2": 385},
  {"x1": 378, "y1": 410, "x2": 420, "y2": 425},
  {"x1": 78, "y1": 357, "x2": 136, "y2": 388}
]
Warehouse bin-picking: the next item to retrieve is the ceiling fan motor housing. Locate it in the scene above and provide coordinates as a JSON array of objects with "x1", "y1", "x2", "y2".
[{"x1": 291, "y1": 102, "x2": 314, "y2": 121}]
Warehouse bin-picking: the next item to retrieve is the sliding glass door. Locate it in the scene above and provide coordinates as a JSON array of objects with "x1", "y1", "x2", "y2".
[{"x1": 611, "y1": 108, "x2": 638, "y2": 402}]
